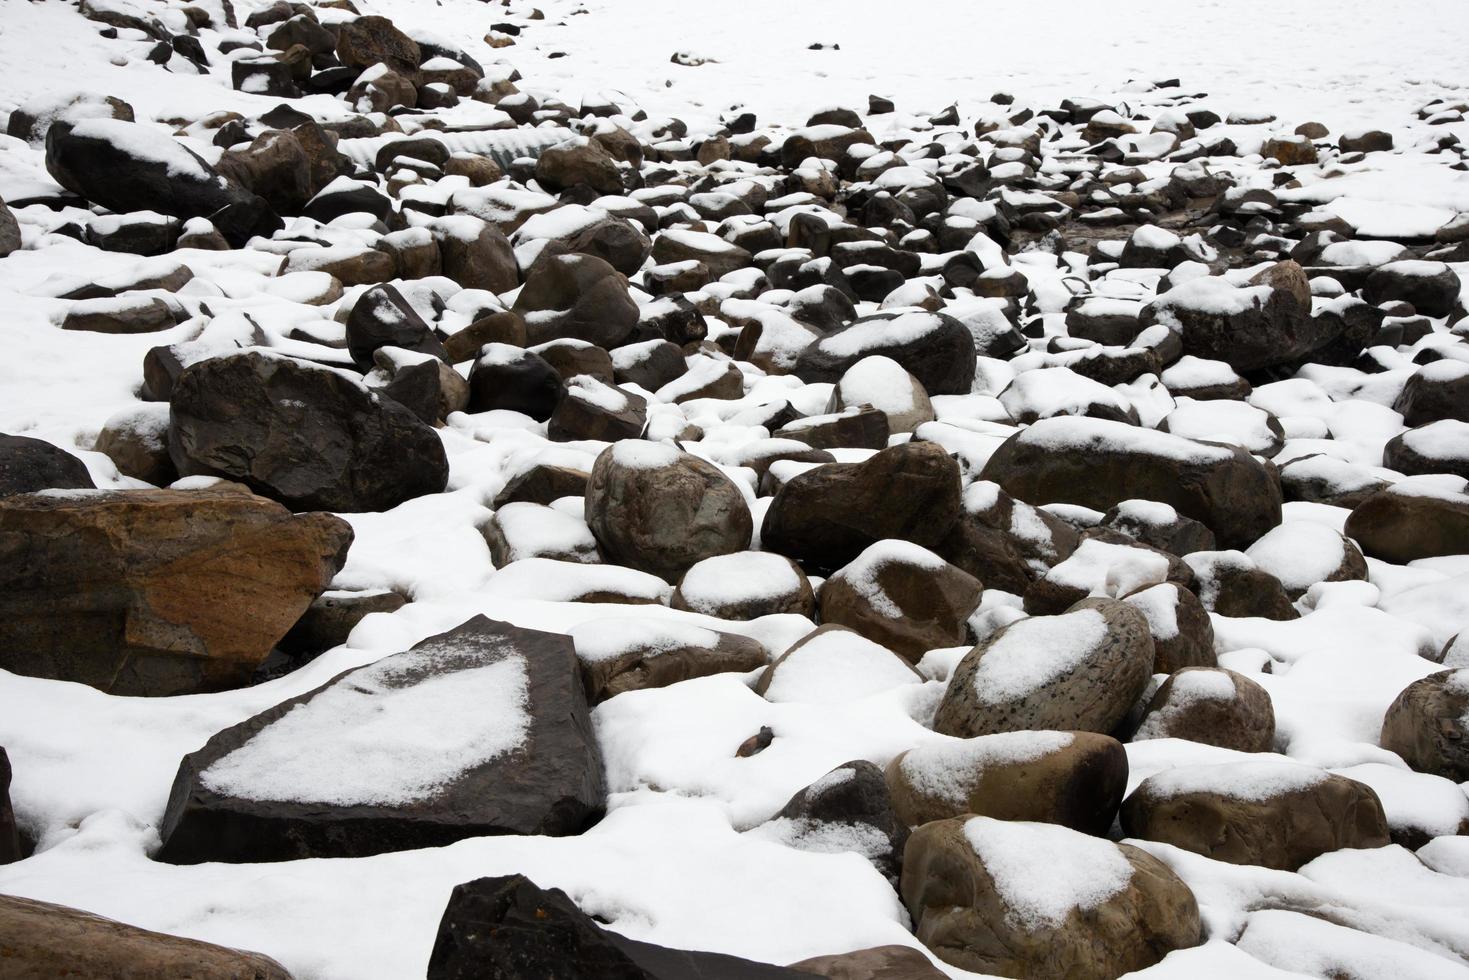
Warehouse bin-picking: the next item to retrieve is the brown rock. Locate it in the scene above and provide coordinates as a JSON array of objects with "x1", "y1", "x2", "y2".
[
  {"x1": 444, "y1": 310, "x2": 527, "y2": 362},
  {"x1": 1121, "y1": 582, "x2": 1216, "y2": 674},
  {"x1": 0, "y1": 486, "x2": 350, "y2": 696},
  {"x1": 901, "y1": 816, "x2": 1202, "y2": 979},
  {"x1": 671, "y1": 551, "x2": 815, "y2": 620},
  {"x1": 570, "y1": 619, "x2": 767, "y2": 704},
  {"x1": 934, "y1": 598, "x2": 1155, "y2": 738},
  {"x1": 1120, "y1": 762, "x2": 1390, "y2": 870},
  {"x1": 788, "y1": 946, "x2": 945, "y2": 980},
  {"x1": 1132, "y1": 667, "x2": 1274, "y2": 752},
  {"x1": 819, "y1": 540, "x2": 982, "y2": 662},
  {"x1": 886, "y1": 730, "x2": 1127, "y2": 834},
  {"x1": 336, "y1": 15, "x2": 420, "y2": 74},
  {"x1": 1380, "y1": 668, "x2": 1469, "y2": 782},
  {"x1": 0, "y1": 893, "x2": 293, "y2": 979}
]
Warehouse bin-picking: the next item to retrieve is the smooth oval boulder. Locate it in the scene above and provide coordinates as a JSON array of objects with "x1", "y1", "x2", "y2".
[
  {"x1": 754, "y1": 759, "x2": 908, "y2": 885},
  {"x1": 512, "y1": 253, "x2": 639, "y2": 348},
  {"x1": 819, "y1": 540, "x2": 983, "y2": 662},
  {"x1": 0, "y1": 486, "x2": 349, "y2": 696},
  {"x1": 886, "y1": 730, "x2": 1127, "y2": 834},
  {"x1": 934, "y1": 598, "x2": 1154, "y2": 738},
  {"x1": 1380, "y1": 669, "x2": 1469, "y2": 782},
  {"x1": 761, "y1": 441, "x2": 962, "y2": 574},
  {"x1": 1121, "y1": 582, "x2": 1217, "y2": 674},
  {"x1": 158, "y1": 616, "x2": 604, "y2": 862},
  {"x1": 1120, "y1": 760, "x2": 1390, "y2": 870},
  {"x1": 979, "y1": 416, "x2": 1282, "y2": 550},
  {"x1": 1343, "y1": 484, "x2": 1469, "y2": 564},
  {"x1": 900, "y1": 816, "x2": 1202, "y2": 980},
  {"x1": 585, "y1": 441, "x2": 752, "y2": 583},
  {"x1": 169, "y1": 351, "x2": 449, "y2": 513},
  {"x1": 568, "y1": 618, "x2": 768, "y2": 704},
  {"x1": 0, "y1": 893, "x2": 293, "y2": 980},
  {"x1": 1132, "y1": 667, "x2": 1275, "y2": 752}
]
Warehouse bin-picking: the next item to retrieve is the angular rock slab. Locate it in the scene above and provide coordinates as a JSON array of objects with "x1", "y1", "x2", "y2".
[
  {"x1": 0, "y1": 486, "x2": 350, "y2": 696},
  {"x1": 157, "y1": 616, "x2": 604, "y2": 862},
  {"x1": 0, "y1": 893, "x2": 293, "y2": 980}
]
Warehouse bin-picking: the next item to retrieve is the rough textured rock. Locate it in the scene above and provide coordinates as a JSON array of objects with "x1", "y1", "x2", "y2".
[
  {"x1": 346, "y1": 283, "x2": 450, "y2": 370},
  {"x1": 757, "y1": 760, "x2": 909, "y2": 885},
  {"x1": 1344, "y1": 486, "x2": 1469, "y2": 563},
  {"x1": 547, "y1": 374, "x2": 648, "y2": 442},
  {"x1": 762, "y1": 441, "x2": 962, "y2": 574},
  {"x1": 0, "y1": 893, "x2": 294, "y2": 980},
  {"x1": 336, "y1": 15, "x2": 420, "y2": 74},
  {"x1": 934, "y1": 598, "x2": 1155, "y2": 738},
  {"x1": 1120, "y1": 762, "x2": 1390, "y2": 870},
  {"x1": 980, "y1": 417, "x2": 1282, "y2": 550},
  {"x1": 585, "y1": 441, "x2": 753, "y2": 583},
  {"x1": 819, "y1": 541, "x2": 983, "y2": 662},
  {"x1": 427, "y1": 874, "x2": 819, "y2": 980},
  {"x1": 513, "y1": 253, "x2": 639, "y2": 348},
  {"x1": 157, "y1": 616, "x2": 605, "y2": 862},
  {"x1": 0, "y1": 432, "x2": 95, "y2": 496},
  {"x1": 1184, "y1": 550, "x2": 1299, "y2": 620},
  {"x1": 900, "y1": 816, "x2": 1202, "y2": 979},
  {"x1": 169, "y1": 351, "x2": 450, "y2": 513},
  {"x1": 886, "y1": 730, "x2": 1128, "y2": 835},
  {"x1": 0, "y1": 486, "x2": 349, "y2": 696},
  {"x1": 1132, "y1": 667, "x2": 1275, "y2": 752},
  {"x1": 1380, "y1": 669, "x2": 1469, "y2": 782},
  {"x1": 1121, "y1": 582, "x2": 1217, "y2": 674}
]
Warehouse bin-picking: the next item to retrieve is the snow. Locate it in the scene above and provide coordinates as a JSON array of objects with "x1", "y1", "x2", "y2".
[
  {"x1": 1245, "y1": 522, "x2": 1353, "y2": 595},
  {"x1": 1019, "y1": 416, "x2": 1235, "y2": 464},
  {"x1": 967, "y1": 609, "x2": 1109, "y2": 704},
  {"x1": 569, "y1": 618, "x2": 725, "y2": 663},
  {"x1": 963, "y1": 817, "x2": 1134, "y2": 929},
  {"x1": 202, "y1": 646, "x2": 531, "y2": 807},
  {"x1": 1141, "y1": 760, "x2": 1329, "y2": 802},
  {"x1": 677, "y1": 551, "x2": 801, "y2": 612},
  {"x1": 608, "y1": 439, "x2": 681, "y2": 470},
  {"x1": 1045, "y1": 538, "x2": 1172, "y2": 599},
  {"x1": 817, "y1": 311, "x2": 948, "y2": 358}
]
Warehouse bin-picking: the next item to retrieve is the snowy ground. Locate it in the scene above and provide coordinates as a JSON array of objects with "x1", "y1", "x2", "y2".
[{"x1": 1, "y1": 0, "x2": 1468, "y2": 977}]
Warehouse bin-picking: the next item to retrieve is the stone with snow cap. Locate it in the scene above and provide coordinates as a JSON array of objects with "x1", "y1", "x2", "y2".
[
  {"x1": 157, "y1": 615, "x2": 604, "y2": 862},
  {"x1": 979, "y1": 416, "x2": 1282, "y2": 550},
  {"x1": 1132, "y1": 667, "x2": 1274, "y2": 751},
  {"x1": 569, "y1": 618, "x2": 767, "y2": 704},
  {"x1": 818, "y1": 540, "x2": 983, "y2": 662},
  {"x1": 1393, "y1": 360, "x2": 1469, "y2": 427},
  {"x1": 1120, "y1": 581, "x2": 1216, "y2": 674},
  {"x1": 1120, "y1": 760, "x2": 1389, "y2": 870},
  {"x1": 751, "y1": 760, "x2": 908, "y2": 885},
  {"x1": 345, "y1": 282, "x2": 450, "y2": 371},
  {"x1": 935, "y1": 597, "x2": 1154, "y2": 738},
  {"x1": 793, "y1": 310, "x2": 976, "y2": 396},
  {"x1": 900, "y1": 816, "x2": 1201, "y2": 979},
  {"x1": 548, "y1": 374, "x2": 647, "y2": 442},
  {"x1": 1380, "y1": 668, "x2": 1469, "y2": 782},
  {"x1": 1344, "y1": 482, "x2": 1469, "y2": 563},
  {"x1": 168, "y1": 351, "x2": 449, "y2": 513},
  {"x1": 672, "y1": 551, "x2": 815, "y2": 620},
  {"x1": 886, "y1": 730, "x2": 1127, "y2": 835},
  {"x1": 756, "y1": 624, "x2": 921, "y2": 704},
  {"x1": 585, "y1": 441, "x2": 752, "y2": 583},
  {"x1": 513, "y1": 252, "x2": 639, "y2": 348}
]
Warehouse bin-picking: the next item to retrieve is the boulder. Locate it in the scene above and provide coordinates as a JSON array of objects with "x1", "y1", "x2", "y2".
[
  {"x1": 1138, "y1": 264, "x2": 1333, "y2": 373},
  {"x1": 793, "y1": 311, "x2": 976, "y2": 396},
  {"x1": 979, "y1": 416, "x2": 1282, "y2": 550},
  {"x1": 585, "y1": 441, "x2": 752, "y2": 582},
  {"x1": 158, "y1": 616, "x2": 604, "y2": 862},
  {"x1": 60, "y1": 294, "x2": 176, "y2": 333},
  {"x1": 0, "y1": 486, "x2": 349, "y2": 695},
  {"x1": 1120, "y1": 761, "x2": 1390, "y2": 870},
  {"x1": 886, "y1": 730, "x2": 1127, "y2": 835},
  {"x1": 936, "y1": 480, "x2": 1079, "y2": 595},
  {"x1": 1384, "y1": 420, "x2": 1469, "y2": 481},
  {"x1": 535, "y1": 136, "x2": 625, "y2": 196},
  {"x1": 568, "y1": 618, "x2": 767, "y2": 704},
  {"x1": 94, "y1": 403, "x2": 176, "y2": 485},
  {"x1": 513, "y1": 253, "x2": 639, "y2": 348},
  {"x1": 1183, "y1": 550, "x2": 1298, "y2": 619},
  {"x1": 934, "y1": 598, "x2": 1154, "y2": 738},
  {"x1": 336, "y1": 15, "x2": 420, "y2": 74},
  {"x1": 493, "y1": 460, "x2": 589, "y2": 507},
  {"x1": 828, "y1": 355, "x2": 935, "y2": 434},
  {"x1": 819, "y1": 540, "x2": 983, "y2": 662},
  {"x1": 346, "y1": 283, "x2": 450, "y2": 371},
  {"x1": 651, "y1": 228, "x2": 753, "y2": 281},
  {"x1": 483, "y1": 502, "x2": 600, "y2": 567},
  {"x1": 0, "y1": 197, "x2": 20, "y2": 258},
  {"x1": 755, "y1": 624, "x2": 922, "y2": 704},
  {"x1": 755, "y1": 760, "x2": 908, "y2": 885},
  {"x1": 46, "y1": 118, "x2": 277, "y2": 246},
  {"x1": 1132, "y1": 667, "x2": 1275, "y2": 752},
  {"x1": 0, "y1": 433, "x2": 95, "y2": 496},
  {"x1": 672, "y1": 551, "x2": 816, "y2": 620},
  {"x1": 277, "y1": 589, "x2": 406, "y2": 656},
  {"x1": 1393, "y1": 361, "x2": 1469, "y2": 426},
  {"x1": 1362, "y1": 260, "x2": 1460, "y2": 318},
  {"x1": 368, "y1": 347, "x2": 469, "y2": 425},
  {"x1": 431, "y1": 215, "x2": 518, "y2": 293},
  {"x1": 1344, "y1": 485, "x2": 1469, "y2": 563},
  {"x1": 169, "y1": 352, "x2": 450, "y2": 512},
  {"x1": 762, "y1": 441, "x2": 962, "y2": 574},
  {"x1": 0, "y1": 893, "x2": 293, "y2": 980},
  {"x1": 427, "y1": 874, "x2": 817, "y2": 980},
  {"x1": 1120, "y1": 582, "x2": 1216, "y2": 674},
  {"x1": 548, "y1": 375, "x2": 648, "y2": 442},
  {"x1": 1380, "y1": 669, "x2": 1469, "y2": 782},
  {"x1": 901, "y1": 816, "x2": 1202, "y2": 979},
  {"x1": 466, "y1": 344, "x2": 565, "y2": 420},
  {"x1": 1244, "y1": 521, "x2": 1367, "y2": 599}
]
